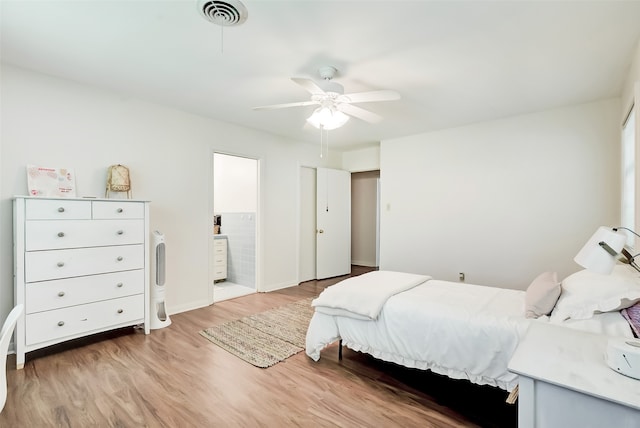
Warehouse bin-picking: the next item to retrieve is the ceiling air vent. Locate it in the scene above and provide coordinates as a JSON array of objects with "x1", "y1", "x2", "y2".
[{"x1": 198, "y1": 0, "x2": 248, "y2": 26}]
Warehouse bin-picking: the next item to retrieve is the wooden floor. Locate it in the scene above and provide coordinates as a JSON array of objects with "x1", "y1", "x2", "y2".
[{"x1": 1, "y1": 266, "x2": 516, "y2": 427}]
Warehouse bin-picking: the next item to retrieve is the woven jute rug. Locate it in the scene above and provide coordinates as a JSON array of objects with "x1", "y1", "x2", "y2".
[{"x1": 199, "y1": 297, "x2": 315, "y2": 368}]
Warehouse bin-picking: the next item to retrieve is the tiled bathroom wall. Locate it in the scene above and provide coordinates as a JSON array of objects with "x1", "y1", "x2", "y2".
[{"x1": 219, "y1": 212, "x2": 256, "y2": 287}]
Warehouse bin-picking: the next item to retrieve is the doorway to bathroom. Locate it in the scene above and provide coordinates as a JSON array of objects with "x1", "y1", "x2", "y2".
[{"x1": 210, "y1": 152, "x2": 259, "y2": 303}]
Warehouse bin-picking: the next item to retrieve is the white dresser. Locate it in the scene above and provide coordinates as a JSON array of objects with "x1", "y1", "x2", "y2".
[
  {"x1": 13, "y1": 196, "x2": 150, "y2": 369},
  {"x1": 213, "y1": 236, "x2": 228, "y2": 281}
]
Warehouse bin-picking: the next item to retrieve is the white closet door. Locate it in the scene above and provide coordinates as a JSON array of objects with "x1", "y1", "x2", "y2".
[
  {"x1": 298, "y1": 167, "x2": 317, "y2": 283},
  {"x1": 316, "y1": 168, "x2": 351, "y2": 279}
]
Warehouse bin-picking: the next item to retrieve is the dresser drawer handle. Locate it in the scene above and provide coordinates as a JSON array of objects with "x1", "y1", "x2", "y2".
[
  {"x1": 57, "y1": 262, "x2": 65, "y2": 268},
  {"x1": 58, "y1": 291, "x2": 65, "y2": 297},
  {"x1": 117, "y1": 282, "x2": 123, "y2": 288},
  {"x1": 117, "y1": 208, "x2": 123, "y2": 213},
  {"x1": 116, "y1": 230, "x2": 124, "y2": 235},
  {"x1": 117, "y1": 256, "x2": 123, "y2": 262},
  {"x1": 57, "y1": 232, "x2": 65, "y2": 238},
  {"x1": 58, "y1": 207, "x2": 65, "y2": 213},
  {"x1": 57, "y1": 321, "x2": 65, "y2": 327},
  {"x1": 117, "y1": 309, "x2": 124, "y2": 314}
]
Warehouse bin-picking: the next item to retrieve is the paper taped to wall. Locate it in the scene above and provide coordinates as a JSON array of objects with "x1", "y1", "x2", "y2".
[{"x1": 26, "y1": 165, "x2": 76, "y2": 197}]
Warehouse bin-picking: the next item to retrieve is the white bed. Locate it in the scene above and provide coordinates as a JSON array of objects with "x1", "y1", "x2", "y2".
[{"x1": 306, "y1": 269, "x2": 638, "y2": 393}]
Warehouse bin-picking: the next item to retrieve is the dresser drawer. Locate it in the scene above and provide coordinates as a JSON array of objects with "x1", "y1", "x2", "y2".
[
  {"x1": 26, "y1": 199, "x2": 91, "y2": 220},
  {"x1": 213, "y1": 239, "x2": 227, "y2": 254},
  {"x1": 25, "y1": 244, "x2": 144, "y2": 282},
  {"x1": 26, "y1": 219, "x2": 145, "y2": 250},
  {"x1": 25, "y1": 294, "x2": 145, "y2": 346},
  {"x1": 92, "y1": 201, "x2": 144, "y2": 219},
  {"x1": 26, "y1": 270, "x2": 144, "y2": 314},
  {"x1": 214, "y1": 266, "x2": 227, "y2": 280},
  {"x1": 213, "y1": 254, "x2": 227, "y2": 266}
]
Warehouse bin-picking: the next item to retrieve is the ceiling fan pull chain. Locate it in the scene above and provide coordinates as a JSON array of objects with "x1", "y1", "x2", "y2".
[
  {"x1": 319, "y1": 124, "x2": 324, "y2": 158},
  {"x1": 325, "y1": 128, "x2": 329, "y2": 158},
  {"x1": 325, "y1": 159, "x2": 330, "y2": 212}
]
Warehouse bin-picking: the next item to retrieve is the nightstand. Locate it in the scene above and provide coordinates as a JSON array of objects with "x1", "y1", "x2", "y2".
[{"x1": 508, "y1": 322, "x2": 640, "y2": 428}]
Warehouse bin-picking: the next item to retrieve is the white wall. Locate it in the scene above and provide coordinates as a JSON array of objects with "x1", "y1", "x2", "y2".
[
  {"x1": 0, "y1": 65, "x2": 341, "y2": 320},
  {"x1": 380, "y1": 99, "x2": 621, "y2": 290},
  {"x1": 342, "y1": 146, "x2": 379, "y2": 172},
  {"x1": 213, "y1": 153, "x2": 257, "y2": 213}
]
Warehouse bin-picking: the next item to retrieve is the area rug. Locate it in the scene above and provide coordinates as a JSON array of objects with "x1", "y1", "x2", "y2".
[{"x1": 199, "y1": 297, "x2": 315, "y2": 368}]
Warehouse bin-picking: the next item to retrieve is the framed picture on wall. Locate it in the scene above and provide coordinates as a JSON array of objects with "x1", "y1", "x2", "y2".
[{"x1": 26, "y1": 165, "x2": 77, "y2": 197}]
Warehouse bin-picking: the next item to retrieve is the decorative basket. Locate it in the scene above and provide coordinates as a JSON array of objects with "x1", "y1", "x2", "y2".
[{"x1": 106, "y1": 164, "x2": 132, "y2": 198}]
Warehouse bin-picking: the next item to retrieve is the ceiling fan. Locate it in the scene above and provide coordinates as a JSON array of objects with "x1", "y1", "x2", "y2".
[{"x1": 253, "y1": 66, "x2": 400, "y2": 130}]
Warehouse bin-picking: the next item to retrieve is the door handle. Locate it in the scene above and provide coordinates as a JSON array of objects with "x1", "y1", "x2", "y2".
[{"x1": 318, "y1": 229, "x2": 324, "y2": 234}]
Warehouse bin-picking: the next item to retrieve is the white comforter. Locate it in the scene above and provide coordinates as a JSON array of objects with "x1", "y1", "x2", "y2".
[
  {"x1": 312, "y1": 270, "x2": 431, "y2": 320},
  {"x1": 306, "y1": 279, "x2": 531, "y2": 392}
]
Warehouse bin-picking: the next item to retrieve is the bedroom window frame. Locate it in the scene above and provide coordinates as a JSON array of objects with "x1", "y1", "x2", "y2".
[
  {"x1": 622, "y1": 81, "x2": 640, "y2": 251},
  {"x1": 621, "y1": 102, "x2": 636, "y2": 248}
]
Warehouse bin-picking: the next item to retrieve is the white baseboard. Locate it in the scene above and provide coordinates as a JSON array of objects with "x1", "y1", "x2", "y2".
[
  {"x1": 168, "y1": 299, "x2": 210, "y2": 315},
  {"x1": 262, "y1": 281, "x2": 298, "y2": 292}
]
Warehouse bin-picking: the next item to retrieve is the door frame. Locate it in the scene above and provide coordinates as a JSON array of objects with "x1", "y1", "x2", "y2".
[{"x1": 208, "y1": 150, "x2": 261, "y2": 305}]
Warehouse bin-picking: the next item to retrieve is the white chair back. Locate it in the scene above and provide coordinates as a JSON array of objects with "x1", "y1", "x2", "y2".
[{"x1": 1, "y1": 304, "x2": 24, "y2": 413}]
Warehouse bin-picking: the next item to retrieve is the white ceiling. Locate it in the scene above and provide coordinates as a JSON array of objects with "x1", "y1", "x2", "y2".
[{"x1": 2, "y1": 0, "x2": 640, "y2": 150}]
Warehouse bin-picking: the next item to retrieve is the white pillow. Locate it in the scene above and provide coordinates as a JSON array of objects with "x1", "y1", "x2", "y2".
[
  {"x1": 525, "y1": 271, "x2": 561, "y2": 319},
  {"x1": 548, "y1": 311, "x2": 635, "y2": 337},
  {"x1": 550, "y1": 265, "x2": 640, "y2": 321}
]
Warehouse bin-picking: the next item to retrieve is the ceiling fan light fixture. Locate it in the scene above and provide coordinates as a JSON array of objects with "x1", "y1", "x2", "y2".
[{"x1": 306, "y1": 107, "x2": 350, "y2": 130}]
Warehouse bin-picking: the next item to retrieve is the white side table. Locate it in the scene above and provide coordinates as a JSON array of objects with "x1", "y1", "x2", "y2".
[{"x1": 508, "y1": 322, "x2": 640, "y2": 428}]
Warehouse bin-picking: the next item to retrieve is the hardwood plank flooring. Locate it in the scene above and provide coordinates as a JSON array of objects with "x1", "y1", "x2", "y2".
[{"x1": 1, "y1": 266, "x2": 515, "y2": 427}]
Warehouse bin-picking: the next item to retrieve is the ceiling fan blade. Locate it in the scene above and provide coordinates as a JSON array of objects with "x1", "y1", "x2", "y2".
[
  {"x1": 339, "y1": 90, "x2": 400, "y2": 104},
  {"x1": 291, "y1": 77, "x2": 326, "y2": 95},
  {"x1": 253, "y1": 100, "x2": 319, "y2": 110},
  {"x1": 337, "y1": 103, "x2": 383, "y2": 123}
]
